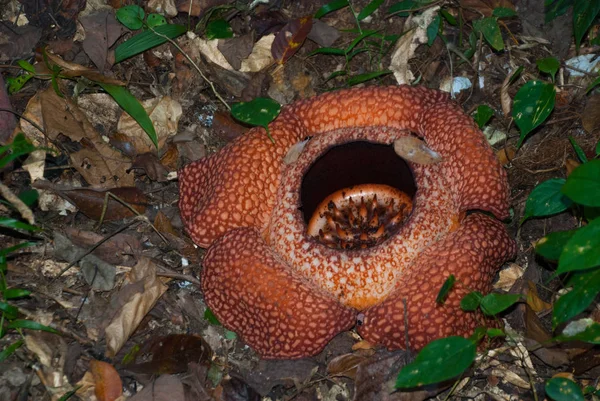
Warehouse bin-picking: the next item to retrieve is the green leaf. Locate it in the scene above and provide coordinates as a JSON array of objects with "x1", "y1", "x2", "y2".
[
  {"x1": 558, "y1": 217, "x2": 600, "y2": 274},
  {"x1": 357, "y1": 0, "x2": 384, "y2": 21},
  {"x1": 0, "y1": 340, "x2": 23, "y2": 362},
  {"x1": 535, "y1": 229, "x2": 577, "y2": 261},
  {"x1": 468, "y1": 326, "x2": 486, "y2": 343},
  {"x1": 441, "y1": 9, "x2": 457, "y2": 26},
  {"x1": 7, "y1": 319, "x2": 59, "y2": 334},
  {"x1": 17, "y1": 59, "x2": 35, "y2": 73},
  {"x1": 0, "y1": 301, "x2": 19, "y2": 319},
  {"x1": 231, "y1": 98, "x2": 281, "y2": 142},
  {"x1": 536, "y1": 57, "x2": 560, "y2": 82},
  {"x1": 492, "y1": 7, "x2": 516, "y2": 18},
  {"x1": 426, "y1": 13, "x2": 441, "y2": 46},
  {"x1": 486, "y1": 328, "x2": 505, "y2": 338},
  {"x1": 546, "y1": 378, "x2": 584, "y2": 401},
  {"x1": 3, "y1": 289, "x2": 31, "y2": 299},
  {"x1": 345, "y1": 30, "x2": 378, "y2": 54},
  {"x1": 480, "y1": 293, "x2": 520, "y2": 316},
  {"x1": 389, "y1": 0, "x2": 418, "y2": 17},
  {"x1": 6, "y1": 73, "x2": 34, "y2": 95},
  {"x1": 436, "y1": 275, "x2": 455, "y2": 304},
  {"x1": 573, "y1": 0, "x2": 600, "y2": 51},
  {"x1": 562, "y1": 160, "x2": 600, "y2": 206},
  {"x1": 0, "y1": 133, "x2": 37, "y2": 168},
  {"x1": 0, "y1": 217, "x2": 40, "y2": 232},
  {"x1": 146, "y1": 13, "x2": 167, "y2": 28},
  {"x1": 552, "y1": 267, "x2": 600, "y2": 328},
  {"x1": 205, "y1": 19, "x2": 233, "y2": 39},
  {"x1": 0, "y1": 242, "x2": 37, "y2": 257},
  {"x1": 99, "y1": 83, "x2": 158, "y2": 149},
  {"x1": 460, "y1": 291, "x2": 482, "y2": 311},
  {"x1": 508, "y1": 66, "x2": 524, "y2": 84},
  {"x1": 204, "y1": 308, "x2": 221, "y2": 325},
  {"x1": 116, "y1": 5, "x2": 145, "y2": 30},
  {"x1": 347, "y1": 70, "x2": 392, "y2": 86},
  {"x1": 521, "y1": 178, "x2": 572, "y2": 223},
  {"x1": 545, "y1": 0, "x2": 574, "y2": 23},
  {"x1": 555, "y1": 319, "x2": 600, "y2": 344},
  {"x1": 473, "y1": 104, "x2": 494, "y2": 128},
  {"x1": 586, "y1": 75, "x2": 600, "y2": 93},
  {"x1": 18, "y1": 189, "x2": 39, "y2": 207},
  {"x1": 473, "y1": 17, "x2": 504, "y2": 51},
  {"x1": 115, "y1": 24, "x2": 187, "y2": 63},
  {"x1": 395, "y1": 336, "x2": 476, "y2": 388},
  {"x1": 569, "y1": 136, "x2": 588, "y2": 163},
  {"x1": 308, "y1": 47, "x2": 347, "y2": 57},
  {"x1": 513, "y1": 80, "x2": 556, "y2": 147},
  {"x1": 315, "y1": 0, "x2": 349, "y2": 18}
]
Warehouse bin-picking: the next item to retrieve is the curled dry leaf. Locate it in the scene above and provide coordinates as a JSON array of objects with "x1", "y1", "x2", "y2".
[
  {"x1": 193, "y1": 34, "x2": 275, "y2": 73},
  {"x1": 565, "y1": 158, "x2": 581, "y2": 176},
  {"x1": 33, "y1": 181, "x2": 147, "y2": 221},
  {"x1": 496, "y1": 146, "x2": 516, "y2": 166},
  {"x1": 526, "y1": 281, "x2": 552, "y2": 313},
  {"x1": 90, "y1": 360, "x2": 123, "y2": 401},
  {"x1": 131, "y1": 153, "x2": 170, "y2": 182},
  {"x1": 271, "y1": 16, "x2": 313, "y2": 65},
  {"x1": 40, "y1": 52, "x2": 125, "y2": 85},
  {"x1": 105, "y1": 258, "x2": 168, "y2": 357},
  {"x1": 494, "y1": 263, "x2": 524, "y2": 292},
  {"x1": 501, "y1": 73, "x2": 512, "y2": 117},
  {"x1": 393, "y1": 136, "x2": 443, "y2": 164},
  {"x1": 327, "y1": 352, "x2": 372, "y2": 380}
]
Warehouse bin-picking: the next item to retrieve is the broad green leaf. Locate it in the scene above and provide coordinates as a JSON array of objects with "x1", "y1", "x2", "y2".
[
  {"x1": 146, "y1": 14, "x2": 167, "y2": 28},
  {"x1": 3, "y1": 289, "x2": 31, "y2": 299},
  {"x1": 0, "y1": 301, "x2": 19, "y2": 319},
  {"x1": 441, "y1": 9, "x2": 457, "y2": 26},
  {"x1": 18, "y1": 189, "x2": 39, "y2": 206},
  {"x1": 486, "y1": 328, "x2": 505, "y2": 338},
  {"x1": 536, "y1": 57, "x2": 560, "y2": 82},
  {"x1": 436, "y1": 275, "x2": 455, "y2": 304},
  {"x1": 573, "y1": 0, "x2": 600, "y2": 51},
  {"x1": 0, "y1": 133, "x2": 37, "y2": 168},
  {"x1": 584, "y1": 205, "x2": 600, "y2": 221},
  {"x1": 468, "y1": 326, "x2": 486, "y2": 343},
  {"x1": 535, "y1": 229, "x2": 576, "y2": 261},
  {"x1": 460, "y1": 291, "x2": 483, "y2": 311},
  {"x1": 388, "y1": 0, "x2": 418, "y2": 17},
  {"x1": 116, "y1": 5, "x2": 145, "y2": 30},
  {"x1": 347, "y1": 70, "x2": 392, "y2": 86},
  {"x1": 562, "y1": 160, "x2": 600, "y2": 206},
  {"x1": 114, "y1": 24, "x2": 187, "y2": 63},
  {"x1": 569, "y1": 136, "x2": 588, "y2": 163},
  {"x1": 473, "y1": 17, "x2": 503, "y2": 51},
  {"x1": 480, "y1": 293, "x2": 520, "y2": 316},
  {"x1": 395, "y1": 336, "x2": 476, "y2": 388},
  {"x1": 0, "y1": 217, "x2": 40, "y2": 232},
  {"x1": 17, "y1": 59, "x2": 35, "y2": 73},
  {"x1": 586, "y1": 75, "x2": 600, "y2": 93},
  {"x1": 204, "y1": 308, "x2": 221, "y2": 325},
  {"x1": 492, "y1": 7, "x2": 516, "y2": 18},
  {"x1": 546, "y1": 378, "x2": 584, "y2": 401},
  {"x1": 7, "y1": 319, "x2": 59, "y2": 334},
  {"x1": 6, "y1": 73, "x2": 33, "y2": 94},
  {"x1": 205, "y1": 19, "x2": 233, "y2": 39},
  {"x1": 552, "y1": 267, "x2": 600, "y2": 328},
  {"x1": 0, "y1": 340, "x2": 23, "y2": 362},
  {"x1": 99, "y1": 83, "x2": 158, "y2": 149},
  {"x1": 231, "y1": 98, "x2": 281, "y2": 142},
  {"x1": 473, "y1": 104, "x2": 494, "y2": 128},
  {"x1": 315, "y1": 0, "x2": 349, "y2": 18},
  {"x1": 555, "y1": 319, "x2": 600, "y2": 344},
  {"x1": 521, "y1": 178, "x2": 572, "y2": 223},
  {"x1": 558, "y1": 217, "x2": 600, "y2": 274},
  {"x1": 513, "y1": 80, "x2": 556, "y2": 147},
  {"x1": 426, "y1": 13, "x2": 441, "y2": 46},
  {"x1": 357, "y1": 0, "x2": 384, "y2": 21},
  {"x1": 545, "y1": 0, "x2": 573, "y2": 23}
]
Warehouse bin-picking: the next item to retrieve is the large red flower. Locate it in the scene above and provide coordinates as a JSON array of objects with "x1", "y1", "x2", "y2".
[{"x1": 179, "y1": 86, "x2": 516, "y2": 359}]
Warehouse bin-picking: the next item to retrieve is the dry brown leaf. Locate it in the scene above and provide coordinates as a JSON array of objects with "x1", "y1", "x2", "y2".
[
  {"x1": 526, "y1": 281, "x2": 552, "y2": 313},
  {"x1": 566, "y1": 158, "x2": 581, "y2": 176},
  {"x1": 271, "y1": 16, "x2": 313, "y2": 65},
  {"x1": 40, "y1": 52, "x2": 125, "y2": 85},
  {"x1": 90, "y1": 360, "x2": 123, "y2": 401},
  {"x1": 501, "y1": 72, "x2": 512, "y2": 117},
  {"x1": 131, "y1": 152, "x2": 170, "y2": 181},
  {"x1": 39, "y1": 87, "x2": 133, "y2": 187},
  {"x1": 582, "y1": 94, "x2": 600, "y2": 134},
  {"x1": 128, "y1": 375, "x2": 185, "y2": 401},
  {"x1": 327, "y1": 352, "x2": 371, "y2": 380},
  {"x1": 105, "y1": 258, "x2": 168, "y2": 357},
  {"x1": 496, "y1": 146, "x2": 516, "y2": 166},
  {"x1": 494, "y1": 263, "x2": 524, "y2": 291},
  {"x1": 154, "y1": 210, "x2": 178, "y2": 236},
  {"x1": 393, "y1": 136, "x2": 443, "y2": 164},
  {"x1": 65, "y1": 227, "x2": 141, "y2": 266},
  {"x1": 117, "y1": 96, "x2": 182, "y2": 154},
  {"x1": 24, "y1": 332, "x2": 71, "y2": 395},
  {"x1": 159, "y1": 142, "x2": 179, "y2": 171},
  {"x1": 33, "y1": 181, "x2": 147, "y2": 221},
  {"x1": 460, "y1": 0, "x2": 515, "y2": 20},
  {"x1": 218, "y1": 33, "x2": 255, "y2": 70}
]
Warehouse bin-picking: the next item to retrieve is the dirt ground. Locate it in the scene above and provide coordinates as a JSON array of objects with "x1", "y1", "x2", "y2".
[{"x1": 1, "y1": 0, "x2": 599, "y2": 400}]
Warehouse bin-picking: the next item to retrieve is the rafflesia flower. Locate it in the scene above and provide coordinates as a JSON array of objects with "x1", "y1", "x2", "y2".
[{"x1": 179, "y1": 86, "x2": 516, "y2": 359}]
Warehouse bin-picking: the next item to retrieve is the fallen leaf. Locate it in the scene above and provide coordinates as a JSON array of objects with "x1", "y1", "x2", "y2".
[
  {"x1": 494, "y1": 263, "x2": 524, "y2": 291},
  {"x1": 154, "y1": 211, "x2": 178, "y2": 236},
  {"x1": 147, "y1": 0, "x2": 178, "y2": 17},
  {"x1": 211, "y1": 111, "x2": 248, "y2": 141},
  {"x1": 327, "y1": 352, "x2": 371, "y2": 380},
  {"x1": 496, "y1": 146, "x2": 516, "y2": 166},
  {"x1": 460, "y1": 0, "x2": 515, "y2": 20},
  {"x1": 65, "y1": 227, "x2": 142, "y2": 266},
  {"x1": 24, "y1": 331, "x2": 70, "y2": 391},
  {"x1": 129, "y1": 374, "x2": 185, "y2": 401},
  {"x1": 500, "y1": 72, "x2": 512, "y2": 117},
  {"x1": 91, "y1": 360, "x2": 123, "y2": 401},
  {"x1": 33, "y1": 181, "x2": 147, "y2": 221},
  {"x1": 218, "y1": 33, "x2": 255, "y2": 70},
  {"x1": 0, "y1": 23, "x2": 41, "y2": 63},
  {"x1": 40, "y1": 52, "x2": 126, "y2": 85},
  {"x1": 271, "y1": 16, "x2": 313, "y2": 65},
  {"x1": 526, "y1": 281, "x2": 552, "y2": 313},
  {"x1": 307, "y1": 19, "x2": 340, "y2": 47},
  {"x1": 393, "y1": 136, "x2": 443, "y2": 164},
  {"x1": 582, "y1": 94, "x2": 600, "y2": 134},
  {"x1": 80, "y1": 10, "x2": 123, "y2": 72},
  {"x1": 105, "y1": 258, "x2": 168, "y2": 357},
  {"x1": 565, "y1": 158, "x2": 580, "y2": 176},
  {"x1": 250, "y1": 9, "x2": 288, "y2": 36},
  {"x1": 131, "y1": 153, "x2": 170, "y2": 181},
  {"x1": 124, "y1": 334, "x2": 212, "y2": 375}
]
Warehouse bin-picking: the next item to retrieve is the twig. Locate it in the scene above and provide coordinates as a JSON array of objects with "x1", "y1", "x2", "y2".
[{"x1": 0, "y1": 181, "x2": 35, "y2": 224}]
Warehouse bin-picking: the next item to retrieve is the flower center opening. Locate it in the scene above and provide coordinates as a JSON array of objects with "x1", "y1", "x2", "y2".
[{"x1": 300, "y1": 141, "x2": 416, "y2": 250}]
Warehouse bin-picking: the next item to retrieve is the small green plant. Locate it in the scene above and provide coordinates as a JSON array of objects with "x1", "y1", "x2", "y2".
[{"x1": 0, "y1": 134, "x2": 58, "y2": 362}]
